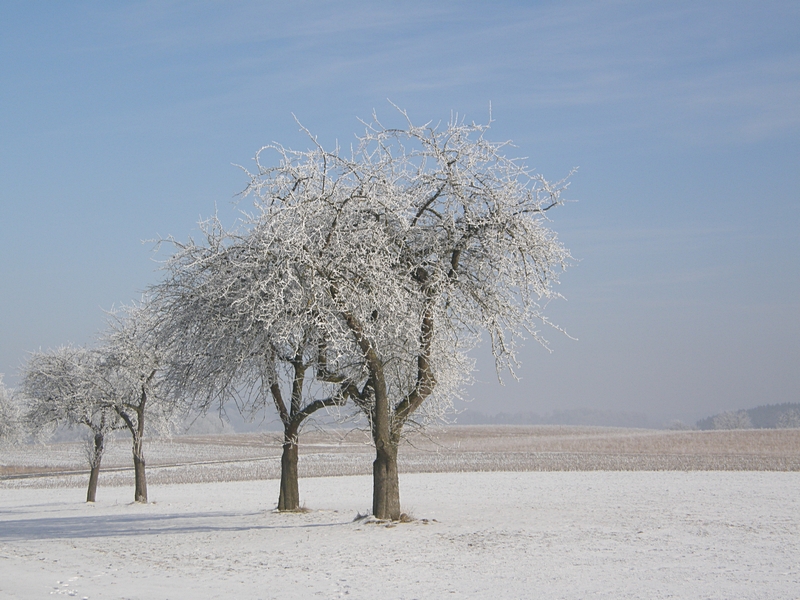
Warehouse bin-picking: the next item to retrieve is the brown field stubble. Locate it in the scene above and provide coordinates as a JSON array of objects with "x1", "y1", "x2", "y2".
[{"x1": 2, "y1": 426, "x2": 798, "y2": 489}]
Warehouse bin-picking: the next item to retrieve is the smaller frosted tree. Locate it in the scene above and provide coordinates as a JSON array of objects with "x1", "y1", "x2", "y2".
[
  {"x1": 777, "y1": 409, "x2": 800, "y2": 429},
  {"x1": 712, "y1": 410, "x2": 753, "y2": 430},
  {"x1": 21, "y1": 346, "x2": 123, "y2": 502},
  {"x1": 0, "y1": 374, "x2": 24, "y2": 445},
  {"x1": 99, "y1": 301, "x2": 178, "y2": 503},
  {"x1": 22, "y1": 302, "x2": 177, "y2": 503},
  {"x1": 152, "y1": 220, "x2": 357, "y2": 511}
]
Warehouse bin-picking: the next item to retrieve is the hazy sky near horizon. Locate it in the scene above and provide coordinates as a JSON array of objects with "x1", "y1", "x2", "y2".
[{"x1": 1, "y1": 1, "x2": 798, "y2": 424}]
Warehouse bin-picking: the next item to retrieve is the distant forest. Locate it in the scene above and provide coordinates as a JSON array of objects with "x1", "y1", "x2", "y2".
[
  {"x1": 454, "y1": 403, "x2": 800, "y2": 430},
  {"x1": 696, "y1": 403, "x2": 800, "y2": 430},
  {"x1": 454, "y1": 407, "x2": 653, "y2": 428}
]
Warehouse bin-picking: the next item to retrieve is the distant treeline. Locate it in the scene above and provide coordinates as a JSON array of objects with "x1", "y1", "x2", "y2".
[
  {"x1": 696, "y1": 403, "x2": 800, "y2": 430},
  {"x1": 455, "y1": 403, "x2": 800, "y2": 430},
  {"x1": 454, "y1": 407, "x2": 653, "y2": 429}
]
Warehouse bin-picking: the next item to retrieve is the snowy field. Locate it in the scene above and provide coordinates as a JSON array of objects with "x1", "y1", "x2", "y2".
[
  {"x1": 2, "y1": 426, "x2": 799, "y2": 598},
  {"x1": 1, "y1": 471, "x2": 799, "y2": 599}
]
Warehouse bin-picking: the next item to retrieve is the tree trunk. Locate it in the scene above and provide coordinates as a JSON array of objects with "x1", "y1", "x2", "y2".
[
  {"x1": 370, "y1": 372, "x2": 401, "y2": 520},
  {"x1": 132, "y1": 434, "x2": 147, "y2": 503},
  {"x1": 368, "y1": 367, "x2": 402, "y2": 520},
  {"x1": 86, "y1": 432, "x2": 104, "y2": 503},
  {"x1": 341, "y1": 313, "x2": 402, "y2": 520},
  {"x1": 86, "y1": 464, "x2": 101, "y2": 502},
  {"x1": 373, "y1": 441, "x2": 401, "y2": 520},
  {"x1": 278, "y1": 435, "x2": 300, "y2": 511}
]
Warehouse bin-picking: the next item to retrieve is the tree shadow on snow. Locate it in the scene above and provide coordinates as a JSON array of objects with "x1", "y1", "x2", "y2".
[{"x1": 0, "y1": 511, "x2": 347, "y2": 541}]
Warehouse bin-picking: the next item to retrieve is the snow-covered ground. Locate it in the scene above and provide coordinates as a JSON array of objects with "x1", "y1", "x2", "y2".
[{"x1": 2, "y1": 471, "x2": 798, "y2": 599}]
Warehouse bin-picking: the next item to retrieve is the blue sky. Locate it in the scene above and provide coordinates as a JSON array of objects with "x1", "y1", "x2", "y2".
[{"x1": 1, "y1": 0, "x2": 798, "y2": 424}]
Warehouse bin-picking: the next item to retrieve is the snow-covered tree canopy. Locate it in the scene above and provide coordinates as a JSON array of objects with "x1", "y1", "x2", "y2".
[
  {"x1": 19, "y1": 304, "x2": 175, "y2": 503},
  {"x1": 20, "y1": 345, "x2": 121, "y2": 439},
  {"x1": 100, "y1": 303, "x2": 177, "y2": 434},
  {"x1": 20, "y1": 303, "x2": 178, "y2": 443},
  {"x1": 153, "y1": 216, "x2": 356, "y2": 422},
  {"x1": 157, "y1": 111, "x2": 571, "y2": 430},
  {"x1": 237, "y1": 111, "x2": 572, "y2": 435}
]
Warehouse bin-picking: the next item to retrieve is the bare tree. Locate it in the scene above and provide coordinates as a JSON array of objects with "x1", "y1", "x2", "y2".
[
  {"x1": 152, "y1": 220, "x2": 356, "y2": 511},
  {"x1": 98, "y1": 302, "x2": 177, "y2": 503},
  {"x1": 777, "y1": 409, "x2": 800, "y2": 429},
  {"x1": 22, "y1": 303, "x2": 176, "y2": 503},
  {"x1": 712, "y1": 410, "x2": 753, "y2": 430},
  {"x1": 20, "y1": 346, "x2": 123, "y2": 502},
  {"x1": 0, "y1": 374, "x2": 24, "y2": 445},
  {"x1": 233, "y1": 109, "x2": 572, "y2": 519}
]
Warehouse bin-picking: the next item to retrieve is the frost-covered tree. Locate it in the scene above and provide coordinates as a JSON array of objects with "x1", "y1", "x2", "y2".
[
  {"x1": 99, "y1": 302, "x2": 177, "y2": 503},
  {"x1": 712, "y1": 410, "x2": 753, "y2": 430},
  {"x1": 777, "y1": 408, "x2": 800, "y2": 429},
  {"x1": 233, "y1": 109, "x2": 571, "y2": 519},
  {"x1": 22, "y1": 303, "x2": 176, "y2": 503},
  {"x1": 20, "y1": 346, "x2": 123, "y2": 502},
  {"x1": 152, "y1": 220, "x2": 356, "y2": 511},
  {"x1": 0, "y1": 374, "x2": 24, "y2": 445}
]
